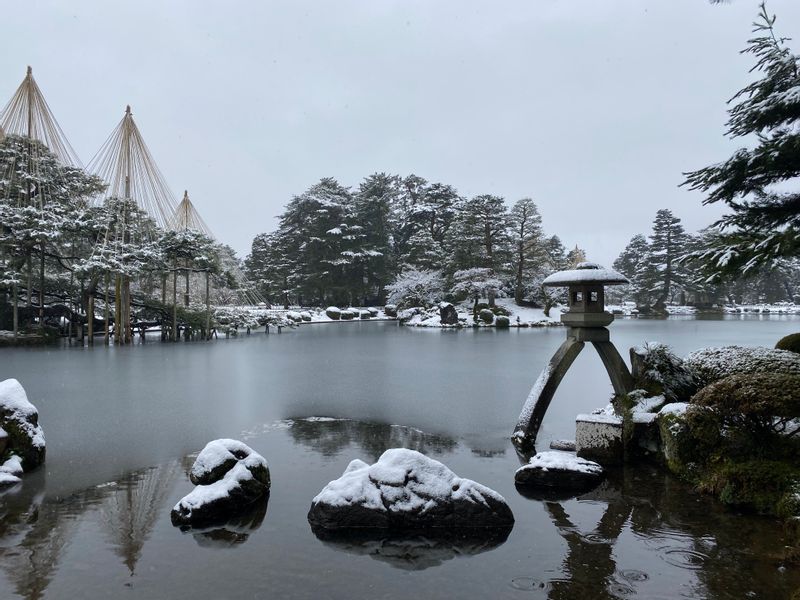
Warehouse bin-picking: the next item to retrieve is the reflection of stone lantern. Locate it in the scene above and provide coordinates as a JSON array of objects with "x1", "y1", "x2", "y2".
[{"x1": 512, "y1": 262, "x2": 633, "y2": 450}]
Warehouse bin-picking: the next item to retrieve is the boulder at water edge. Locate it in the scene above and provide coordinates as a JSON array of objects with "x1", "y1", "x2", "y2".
[
  {"x1": 171, "y1": 439, "x2": 270, "y2": 527},
  {"x1": 439, "y1": 302, "x2": 459, "y2": 325},
  {"x1": 307, "y1": 448, "x2": 514, "y2": 531},
  {"x1": 0, "y1": 378, "x2": 46, "y2": 472},
  {"x1": 514, "y1": 451, "x2": 604, "y2": 491}
]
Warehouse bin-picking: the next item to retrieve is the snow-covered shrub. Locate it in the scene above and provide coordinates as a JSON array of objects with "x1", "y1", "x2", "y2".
[
  {"x1": 450, "y1": 268, "x2": 502, "y2": 306},
  {"x1": 478, "y1": 309, "x2": 494, "y2": 324},
  {"x1": 286, "y1": 310, "x2": 303, "y2": 323},
  {"x1": 340, "y1": 309, "x2": 356, "y2": 320},
  {"x1": 325, "y1": 306, "x2": 341, "y2": 320},
  {"x1": 384, "y1": 304, "x2": 398, "y2": 318},
  {"x1": 386, "y1": 269, "x2": 445, "y2": 308},
  {"x1": 776, "y1": 333, "x2": 800, "y2": 354},
  {"x1": 495, "y1": 315, "x2": 510, "y2": 328},
  {"x1": 300, "y1": 311, "x2": 312, "y2": 322},
  {"x1": 691, "y1": 373, "x2": 800, "y2": 440},
  {"x1": 630, "y1": 342, "x2": 698, "y2": 402},
  {"x1": 685, "y1": 346, "x2": 800, "y2": 387}
]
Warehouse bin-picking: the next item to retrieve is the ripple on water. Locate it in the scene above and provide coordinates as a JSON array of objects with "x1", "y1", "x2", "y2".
[
  {"x1": 659, "y1": 548, "x2": 709, "y2": 571},
  {"x1": 619, "y1": 569, "x2": 649, "y2": 582},
  {"x1": 509, "y1": 577, "x2": 550, "y2": 594}
]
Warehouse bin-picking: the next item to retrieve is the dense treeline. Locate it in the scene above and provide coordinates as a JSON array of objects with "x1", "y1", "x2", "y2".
[
  {"x1": 245, "y1": 174, "x2": 586, "y2": 310},
  {"x1": 612, "y1": 209, "x2": 800, "y2": 312},
  {"x1": 0, "y1": 134, "x2": 247, "y2": 340}
]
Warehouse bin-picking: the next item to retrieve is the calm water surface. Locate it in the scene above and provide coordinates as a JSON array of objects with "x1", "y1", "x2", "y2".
[{"x1": 0, "y1": 316, "x2": 798, "y2": 599}]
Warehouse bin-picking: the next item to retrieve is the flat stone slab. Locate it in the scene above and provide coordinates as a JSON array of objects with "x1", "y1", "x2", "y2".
[
  {"x1": 576, "y1": 409, "x2": 624, "y2": 464},
  {"x1": 308, "y1": 448, "x2": 514, "y2": 532},
  {"x1": 514, "y1": 451, "x2": 604, "y2": 491}
]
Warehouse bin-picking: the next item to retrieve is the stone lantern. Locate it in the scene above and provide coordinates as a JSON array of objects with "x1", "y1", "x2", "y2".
[{"x1": 512, "y1": 262, "x2": 633, "y2": 450}]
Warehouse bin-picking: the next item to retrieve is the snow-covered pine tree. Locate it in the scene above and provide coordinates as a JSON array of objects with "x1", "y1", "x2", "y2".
[
  {"x1": 613, "y1": 234, "x2": 650, "y2": 309},
  {"x1": 508, "y1": 198, "x2": 545, "y2": 304},
  {"x1": 683, "y1": 2, "x2": 800, "y2": 275},
  {"x1": 643, "y1": 209, "x2": 690, "y2": 311}
]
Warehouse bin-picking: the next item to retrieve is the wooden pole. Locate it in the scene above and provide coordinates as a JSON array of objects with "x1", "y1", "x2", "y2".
[
  {"x1": 205, "y1": 270, "x2": 211, "y2": 340},
  {"x1": 104, "y1": 272, "x2": 110, "y2": 345},
  {"x1": 115, "y1": 274, "x2": 122, "y2": 344},
  {"x1": 172, "y1": 269, "x2": 177, "y2": 342},
  {"x1": 12, "y1": 282, "x2": 18, "y2": 340},
  {"x1": 87, "y1": 291, "x2": 94, "y2": 346},
  {"x1": 39, "y1": 241, "x2": 45, "y2": 329}
]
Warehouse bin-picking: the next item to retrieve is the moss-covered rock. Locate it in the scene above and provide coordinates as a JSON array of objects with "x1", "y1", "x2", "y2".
[
  {"x1": 685, "y1": 345, "x2": 800, "y2": 387},
  {"x1": 657, "y1": 404, "x2": 721, "y2": 478},
  {"x1": 777, "y1": 333, "x2": 800, "y2": 354}
]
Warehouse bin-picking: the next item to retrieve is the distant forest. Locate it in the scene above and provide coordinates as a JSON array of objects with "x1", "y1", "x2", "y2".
[{"x1": 244, "y1": 175, "x2": 800, "y2": 312}]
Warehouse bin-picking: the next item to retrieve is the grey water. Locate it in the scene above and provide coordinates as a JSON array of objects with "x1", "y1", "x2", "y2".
[{"x1": 0, "y1": 316, "x2": 798, "y2": 599}]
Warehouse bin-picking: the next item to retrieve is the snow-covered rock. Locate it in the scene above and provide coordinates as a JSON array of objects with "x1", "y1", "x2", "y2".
[
  {"x1": 0, "y1": 379, "x2": 46, "y2": 471},
  {"x1": 0, "y1": 426, "x2": 7, "y2": 455},
  {"x1": 0, "y1": 454, "x2": 23, "y2": 486},
  {"x1": 438, "y1": 302, "x2": 458, "y2": 325},
  {"x1": 307, "y1": 448, "x2": 514, "y2": 531},
  {"x1": 514, "y1": 451, "x2": 604, "y2": 490},
  {"x1": 685, "y1": 345, "x2": 800, "y2": 387},
  {"x1": 171, "y1": 439, "x2": 270, "y2": 527}
]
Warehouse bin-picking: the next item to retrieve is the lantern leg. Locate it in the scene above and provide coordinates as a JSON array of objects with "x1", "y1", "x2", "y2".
[
  {"x1": 591, "y1": 341, "x2": 634, "y2": 396},
  {"x1": 512, "y1": 338, "x2": 585, "y2": 451}
]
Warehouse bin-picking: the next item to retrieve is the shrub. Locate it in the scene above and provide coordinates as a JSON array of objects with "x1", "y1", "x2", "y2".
[
  {"x1": 777, "y1": 333, "x2": 800, "y2": 354},
  {"x1": 698, "y1": 460, "x2": 799, "y2": 515},
  {"x1": 691, "y1": 373, "x2": 800, "y2": 443},
  {"x1": 685, "y1": 345, "x2": 800, "y2": 387},
  {"x1": 495, "y1": 315, "x2": 510, "y2": 328},
  {"x1": 325, "y1": 306, "x2": 341, "y2": 320},
  {"x1": 630, "y1": 342, "x2": 698, "y2": 402},
  {"x1": 478, "y1": 309, "x2": 494, "y2": 324}
]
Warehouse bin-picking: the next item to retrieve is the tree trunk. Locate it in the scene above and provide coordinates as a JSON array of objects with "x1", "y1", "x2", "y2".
[
  {"x1": 205, "y1": 270, "x2": 211, "y2": 341},
  {"x1": 87, "y1": 292, "x2": 95, "y2": 346},
  {"x1": 185, "y1": 268, "x2": 190, "y2": 307},
  {"x1": 12, "y1": 283, "x2": 18, "y2": 340},
  {"x1": 39, "y1": 241, "x2": 45, "y2": 329}
]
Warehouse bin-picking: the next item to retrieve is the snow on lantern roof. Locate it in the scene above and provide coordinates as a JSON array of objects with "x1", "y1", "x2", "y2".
[{"x1": 542, "y1": 262, "x2": 629, "y2": 287}]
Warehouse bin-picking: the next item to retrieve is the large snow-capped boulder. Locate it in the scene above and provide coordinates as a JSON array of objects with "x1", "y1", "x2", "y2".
[
  {"x1": 171, "y1": 439, "x2": 270, "y2": 527},
  {"x1": 514, "y1": 451, "x2": 604, "y2": 491},
  {"x1": 685, "y1": 345, "x2": 800, "y2": 387},
  {"x1": 439, "y1": 302, "x2": 458, "y2": 325},
  {"x1": 0, "y1": 379, "x2": 46, "y2": 471},
  {"x1": 307, "y1": 448, "x2": 514, "y2": 532}
]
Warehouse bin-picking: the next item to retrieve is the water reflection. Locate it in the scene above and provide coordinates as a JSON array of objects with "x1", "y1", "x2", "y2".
[
  {"x1": 312, "y1": 528, "x2": 512, "y2": 571},
  {"x1": 288, "y1": 418, "x2": 458, "y2": 460},
  {"x1": 518, "y1": 467, "x2": 793, "y2": 599},
  {"x1": 180, "y1": 498, "x2": 269, "y2": 549}
]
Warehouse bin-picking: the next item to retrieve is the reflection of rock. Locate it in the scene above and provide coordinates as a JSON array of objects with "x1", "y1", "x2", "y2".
[
  {"x1": 185, "y1": 498, "x2": 268, "y2": 548},
  {"x1": 515, "y1": 451, "x2": 604, "y2": 492},
  {"x1": 313, "y1": 528, "x2": 511, "y2": 571},
  {"x1": 0, "y1": 379, "x2": 46, "y2": 472},
  {"x1": 308, "y1": 449, "x2": 514, "y2": 531},
  {"x1": 171, "y1": 439, "x2": 270, "y2": 526},
  {"x1": 289, "y1": 418, "x2": 458, "y2": 460}
]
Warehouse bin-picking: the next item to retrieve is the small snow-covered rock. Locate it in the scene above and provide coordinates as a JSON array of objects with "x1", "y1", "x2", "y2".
[
  {"x1": 0, "y1": 379, "x2": 46, "y2": 471},
  {"x1": 0, "y1": 454, "x2": 23, "y2": 486},
  {"x1": 308, "y1": 448, "x2": 514, "y2": 531},
  {"x1": 171, "y1": 439, "x2": 270, "y2": 527},
  {"x1": 514, "y1": 451, "x2": 604, "y2": 490}
]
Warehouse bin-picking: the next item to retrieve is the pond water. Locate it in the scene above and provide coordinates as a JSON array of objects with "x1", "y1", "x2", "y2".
[{"x1": 0, "y1": 316, "x2": 798, "y2": 599}]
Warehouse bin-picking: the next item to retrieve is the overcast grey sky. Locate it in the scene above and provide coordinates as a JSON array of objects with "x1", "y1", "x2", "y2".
[{"x1": 3, "y1": 0, "x2": 799, "y2": 266}]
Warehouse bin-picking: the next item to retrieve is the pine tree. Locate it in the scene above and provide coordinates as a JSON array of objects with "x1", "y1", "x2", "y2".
[
  {"x1": 508, "y1": 198, "x2": 545, "y2": 304},
  {"x1": 613, "y1": 234, "x2": 650, "y2": 309},
  {"x1": 682, "y1": 3, "x2": 800, "y2": 275},
  {"x1": 643, "y1": 209, "x2": 690, "y2": 311}
]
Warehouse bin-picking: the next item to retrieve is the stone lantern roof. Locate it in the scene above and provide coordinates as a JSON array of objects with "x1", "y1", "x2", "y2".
[{"x1": 542, "y1": 262, "x2": 629, "y2": 287}]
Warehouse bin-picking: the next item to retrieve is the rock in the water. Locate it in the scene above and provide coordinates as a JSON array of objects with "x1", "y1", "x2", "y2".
[
  {"x1": 0, "y1": 379, "x2": 46, "y2": 471},
  {"x1": 0, "y1": 454, "x2": 23, "y2": 486},
  {"x1": 514, "y1": 451, "x2": 604, "y2": 491},
  {"x1": 308, "y1": 448, "x2": 514, "y2": 531},
  {"x1": 171, "y1": 439, "x2": 270, "y2": 527},
  {"x1": 439, "y1": 302, "x2": 459, "y2": 325}
]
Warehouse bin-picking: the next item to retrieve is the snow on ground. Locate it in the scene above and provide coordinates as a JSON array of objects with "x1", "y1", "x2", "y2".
[{"x1": 403, "y1": 297, "x2": 563, "y2": 328}]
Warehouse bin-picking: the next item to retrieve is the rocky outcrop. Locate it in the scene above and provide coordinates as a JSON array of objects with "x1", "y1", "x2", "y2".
[
  {"x1": 514, "y1": 451, "x2": 604, "y2": 491},
  {"x1": 439, "y1": 302, "x2": 459, "y2": 325},
  {"x1": 171, "y1": 439, "x2": 270, "y2": 527},
  {"x1": 0, "y1": 379, "x2": 46, "y2": 472},
  {"x1": 308, "y1": 448, "x2": 514, "y2": 532}
]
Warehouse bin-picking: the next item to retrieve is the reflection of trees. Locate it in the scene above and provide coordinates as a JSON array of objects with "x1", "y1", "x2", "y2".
[
  {"x1": 288, "y1": 419, "x2": 458, "y2": 461},
  {"x1": 530, "y1": 466, "x2": 800, "y2": 600},
  {"x1": 99, "y1": 462, "x2": 182, "y2": 574},
  {"x1": 312, "y1": 528, "x2": 511, "y2": 571}
]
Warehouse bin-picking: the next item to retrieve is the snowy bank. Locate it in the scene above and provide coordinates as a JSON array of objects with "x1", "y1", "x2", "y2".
[
  {"x1": 308, "y1": 448, "x2": 514, "y2": 531},
  {"x1": 401, "y1": 298, "x2": 562, "y2": 328}
]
